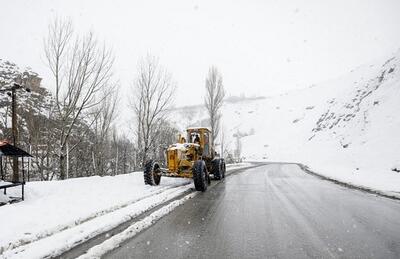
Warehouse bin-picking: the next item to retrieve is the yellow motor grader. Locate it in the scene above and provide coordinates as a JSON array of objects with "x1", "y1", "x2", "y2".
[{"x1": 144, "y1": 127, "x2": 225, "y2": 191}]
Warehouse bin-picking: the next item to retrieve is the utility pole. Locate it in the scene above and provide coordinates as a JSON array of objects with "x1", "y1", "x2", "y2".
[
  {"x1": 0, "y1": 83, "x2": 31, "y2": 182},
  {"x1": 11, "y1": 88, "x2": 19, "y2": 182}
]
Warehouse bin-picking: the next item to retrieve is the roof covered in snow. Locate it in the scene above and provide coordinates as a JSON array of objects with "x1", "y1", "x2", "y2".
[
  {"x1": 0, "y1": 141, "x2": 32, "y2": 157},
  {"x1": 186, "y1": 127, "x2": 211, "y2": 132}
]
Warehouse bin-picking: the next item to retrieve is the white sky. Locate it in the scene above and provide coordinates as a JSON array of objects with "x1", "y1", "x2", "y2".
[{"x1": 1, "y1": 0, "x2": 400, "y2": 109}]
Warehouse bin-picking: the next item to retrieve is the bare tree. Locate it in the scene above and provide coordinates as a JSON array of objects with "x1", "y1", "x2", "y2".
[
  {"x1": 44, "y1": 17, "x2": 115, "y2": 179},
  {"x1": 112, "y1": 132, "x2": 135, "y2": 175},
  {"x1": 205, "y1": 66, "x2": 225, "y2": 149},
  {"x1": 233, "y1": 131, "x2": 242, "y2": 162},
  {"x1": 132, "y1": 55, "x2": 176, "y2": 166},
  {"x1": 220, "y1": 124, "x2": 226, "y2": 159},
  {"x1": 91, "y1": 88, "x2": 119, "y2": 176},
  {"x1": 150, "y1": 119, "x2": 179, "y2": 165}
]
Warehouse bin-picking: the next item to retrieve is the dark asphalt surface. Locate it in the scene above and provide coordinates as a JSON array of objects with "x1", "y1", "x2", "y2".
[{"x1": 104, "y1": 163, "x2": 400, "y2": 259}]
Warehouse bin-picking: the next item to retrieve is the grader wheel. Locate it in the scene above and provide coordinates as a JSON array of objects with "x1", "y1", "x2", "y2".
[
  {"x1": 222, "y1": 161, "x2": 226, "y2": 178},
  {"x1": 212, "y1": 159, "x2": 222, "y2": 180},
  {"x1": 144, "y1": 160, "x2": 161, "y2": 186},
  {"x1": 193, "y1": 160, "x2": 207, "y2": 192}
]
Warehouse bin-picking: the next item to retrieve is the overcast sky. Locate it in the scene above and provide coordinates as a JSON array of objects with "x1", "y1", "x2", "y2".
[{"x1": 1, "y1": 0, "x2": 400, "y2": 109}]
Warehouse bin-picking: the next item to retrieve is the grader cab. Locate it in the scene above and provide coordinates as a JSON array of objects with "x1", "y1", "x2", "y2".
[{"x1": 144, "y1": 127, "x2": 226, "y2": 191}]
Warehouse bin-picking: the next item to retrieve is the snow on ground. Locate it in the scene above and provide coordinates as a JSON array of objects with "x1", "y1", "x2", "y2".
[
  {"x1": 2, "y1": 185, "x2": 191, "y2": 259},
  {"x1": 171, "y1": 49, "x2": 400, "y2": 197},
  {"x1": 225, "y1": 162, "x2": 252, "y2": 170},
  {"x1": 0, "y1": 164, "x2": 250, "y2": 258},
  {"x1": 0, "y1": 172, "x2": 190, "y2": 257}
]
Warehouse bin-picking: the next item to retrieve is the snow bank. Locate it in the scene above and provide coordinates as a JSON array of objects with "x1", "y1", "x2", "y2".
[
  {"x1": 2, "y1": 185, "x2": 192, "y2": 259},
  {"x1": 225, "y1": 162, "x2": 252, "y2": 170},
  {"x1": 0, "y1": 172, "x2": 190, "y2": 255}
]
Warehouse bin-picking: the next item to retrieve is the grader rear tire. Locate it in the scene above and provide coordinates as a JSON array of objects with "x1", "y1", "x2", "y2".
[
  {"x1": 144, "y1": 160, "x2": 161, "y2": 186},
  {"x1": 222, "y1": 161, "x2": 226, "y2": 178},
  {"x1": 193, "y1": 160, "x2": 207, "y2": 192},
  {"x1": 212, "y1": 159, "x2": 222, "y2": 180}
]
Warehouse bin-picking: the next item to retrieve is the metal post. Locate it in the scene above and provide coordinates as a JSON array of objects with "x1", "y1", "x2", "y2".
[
  {"x1": 0, "y1": 157, "x2": 3, "y2": 180},
  {"x1": 11, "y1": 88, "x2": 19, "y2": 183},
  {"x1": 22, "y1": 157, "x2": 25, "y2": 182},
  {"x1": 28, "y1": 144, "x2": 31, "y2": 181}
]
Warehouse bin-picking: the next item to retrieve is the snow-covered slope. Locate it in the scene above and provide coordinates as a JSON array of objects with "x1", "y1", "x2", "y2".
[
  {"x1": 0, "y1": 59, "x2": 51, "y2": 140},
  {"x1": 171, "y1": 50, "x2": 400, "y2": 195}
]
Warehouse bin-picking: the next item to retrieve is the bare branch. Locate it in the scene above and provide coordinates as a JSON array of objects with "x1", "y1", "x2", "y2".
[
  {"x1": 132, "y1": 55, "x2": 176, "y2": 165},
  {"x1": 204, "y1": 66, "x2": 225, "y2": 149},
  {"x1": 43, "y1": 16, "x2": 115, "y2": 179}
]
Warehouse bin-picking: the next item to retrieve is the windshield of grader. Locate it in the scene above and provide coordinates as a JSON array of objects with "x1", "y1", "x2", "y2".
[{"x1": 187, "y1": 129, "x2": 211, "y2": 157}]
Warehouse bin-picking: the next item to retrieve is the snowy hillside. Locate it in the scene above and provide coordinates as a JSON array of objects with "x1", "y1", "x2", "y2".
[
  {"x1": 171, "y1": 50, "x2": 400, "y2": 196},
  {"x1": 0, "y1": 59, "x2": 50, "y2": 139}
]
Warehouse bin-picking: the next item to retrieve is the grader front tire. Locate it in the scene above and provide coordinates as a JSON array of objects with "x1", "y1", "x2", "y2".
[
  {"x1": 193, "y1": 160, "x2": 207, "y2": 192},
  {"x1": 144, "y1": 160, "x2": 161, "y2": 186}
]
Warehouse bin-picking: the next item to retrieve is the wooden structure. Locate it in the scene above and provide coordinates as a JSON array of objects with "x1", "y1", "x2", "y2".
[{"x1": 0, "y1": 141, "x2": 32, "y2": 202}]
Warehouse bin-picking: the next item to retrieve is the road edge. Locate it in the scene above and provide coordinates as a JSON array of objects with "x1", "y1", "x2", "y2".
[{"x1": 297, "y1": 163, "x2": 400, "y2": 201}]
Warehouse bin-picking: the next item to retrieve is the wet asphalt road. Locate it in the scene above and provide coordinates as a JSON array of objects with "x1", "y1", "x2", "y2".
[{"x1": 105, "y1": 163, "x2": 400, "y2": 259}]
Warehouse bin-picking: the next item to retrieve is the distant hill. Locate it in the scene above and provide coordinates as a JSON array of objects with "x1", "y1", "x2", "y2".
[{"x1": 0, "y1": 59, "x2": 52, "y2": 140}]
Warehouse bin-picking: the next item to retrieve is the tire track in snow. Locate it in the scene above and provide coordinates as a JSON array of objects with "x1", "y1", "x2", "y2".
[
  {"x1": 2, "y1": 185, "x2": 193, "y2": 259},
  {"x1": 77, "y1": 192, "x2": 198, "y2": 259},
  {"x1": 0, "y1": 181, "x2": 191, "y2": 255}
]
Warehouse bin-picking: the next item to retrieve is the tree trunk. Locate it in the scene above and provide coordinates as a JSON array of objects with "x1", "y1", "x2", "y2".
[
  {"x1": 59, "y1": 154, "x2": 65, "y2": 180},
  {"x1": 66, "y1": 143, "x2": 69, "y2": 179},
  {"x1": 92, "y1": 151, "x2": 96, "y2": 175},
  {"x1": 115, "y1": 145, "x2": 119, "y2": 175}
]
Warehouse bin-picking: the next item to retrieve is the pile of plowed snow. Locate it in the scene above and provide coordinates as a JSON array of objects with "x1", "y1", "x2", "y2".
[{"x1": 0, "y1": 173, "x2": 190, "y2": 257}]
